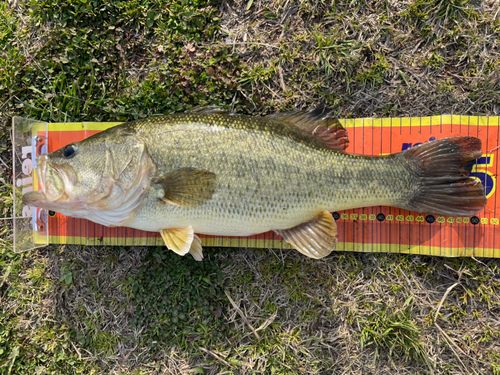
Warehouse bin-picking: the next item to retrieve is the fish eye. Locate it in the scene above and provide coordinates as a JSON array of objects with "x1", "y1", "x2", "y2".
[{"x1": 63, "y1": 145, "x2": 77, "y2": 158}]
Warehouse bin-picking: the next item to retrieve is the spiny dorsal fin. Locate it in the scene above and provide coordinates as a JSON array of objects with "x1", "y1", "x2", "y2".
[
  {"x1": 187, "y1": 105, "x2": 228, "y2": 115},
  {"x1": 266, "y1": 104, "x2": 349, "y2": 151},
  {"x1": 274, "y1": 211, "x2": 337, "y2": 259},
  {"x1": 155, "y1": 167, "x2": 216, "y2": 208},
  {"x1": 160, "y1": 226, "x2": 194, "y2": 256}
]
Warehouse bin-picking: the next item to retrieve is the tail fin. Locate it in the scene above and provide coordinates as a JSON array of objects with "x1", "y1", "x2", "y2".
[{"x1": 402, "y1": 137, "x2": 487, "y2": 216}]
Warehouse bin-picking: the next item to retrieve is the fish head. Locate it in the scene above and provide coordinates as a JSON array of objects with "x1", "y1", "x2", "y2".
[{"x1": 23, "y1": 127, "x2": 151, "y2": 217}]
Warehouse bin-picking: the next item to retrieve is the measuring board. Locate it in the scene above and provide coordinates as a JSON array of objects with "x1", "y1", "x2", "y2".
[{"x1": 12, "y1": 115, "x2": 500, "y2": 257}]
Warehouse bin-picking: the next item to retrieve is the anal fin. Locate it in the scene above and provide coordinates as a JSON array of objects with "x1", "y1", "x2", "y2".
[{"x1": 274, "y1": 211, "x2": 337, "y2": 259}]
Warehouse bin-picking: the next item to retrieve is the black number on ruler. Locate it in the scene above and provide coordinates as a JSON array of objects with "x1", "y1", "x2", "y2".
[
  {"x1": 332, "y1": 212, "x2": 340, "y2": 220},
  {"x1": 470, "y1": 216, "x2": 480, "y2": 225},
  {"x1": 377, "y1": 213, "x2": 385, "y2": 222},
  {"x1": 425, "y1": 215, "x2": 435, "y2": 224}
]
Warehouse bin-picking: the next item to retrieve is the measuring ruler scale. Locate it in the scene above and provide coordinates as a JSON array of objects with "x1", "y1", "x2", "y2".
[{"x1": 12, "y1": 115, "x2": 500, "y2": 258}]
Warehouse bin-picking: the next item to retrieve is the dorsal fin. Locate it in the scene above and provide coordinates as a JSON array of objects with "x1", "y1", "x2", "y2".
[
  {"x1": 266, "y1": 104, "x2": 349, "y2": 151},
  {"x1": 187, "y1": 105, "x2": 228, "y2": 115}
]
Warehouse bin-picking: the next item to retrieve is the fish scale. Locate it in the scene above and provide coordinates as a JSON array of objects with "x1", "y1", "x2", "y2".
[{"x1": 127, "y1": 113, "x2": 410, "y2": 235}]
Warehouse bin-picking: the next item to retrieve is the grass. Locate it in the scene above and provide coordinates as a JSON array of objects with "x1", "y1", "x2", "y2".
[
  {"x1": 359, "y1": 302, "x2": 431, "y2": 370},
  {"x1": 1, "y1": 0, "x2": 500, "y2": 373},
  {"x1": 129, "y1": 247, "x2": 228, "y2": 351}
]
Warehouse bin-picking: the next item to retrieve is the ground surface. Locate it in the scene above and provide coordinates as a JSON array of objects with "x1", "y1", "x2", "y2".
[{"x1": 1, "y1": 0, "x2": 500, "y2": 374}]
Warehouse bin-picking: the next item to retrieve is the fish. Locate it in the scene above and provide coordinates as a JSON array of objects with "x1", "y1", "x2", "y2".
[{"x1": 23, "y1": 105, "x2": 487, "y2": 261}]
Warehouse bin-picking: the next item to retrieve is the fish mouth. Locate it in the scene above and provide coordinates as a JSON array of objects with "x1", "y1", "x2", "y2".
[
  {"x1": 22, "y1": 155, "x2": 53, "y2": 209},
  {"x1": 22, "y1": 190, "x2": 52, "y2": 209},
  {"x1": 22, "y1": 155, "x2": 76, "y2": 209}
]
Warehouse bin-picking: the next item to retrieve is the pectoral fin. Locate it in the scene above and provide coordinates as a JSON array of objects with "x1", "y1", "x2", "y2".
[
  {"x1": 160, "y1": 226, "x2": 195, "y2": 256},
  {"x1": 155, "y1": 167, "x2": 216, "y2": 207},
  {"x1": 274, "y1": 211, "x2": 337, "y2": 259}
]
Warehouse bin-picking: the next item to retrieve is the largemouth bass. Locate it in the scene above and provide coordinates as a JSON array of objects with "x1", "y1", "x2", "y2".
[{"x1": 23, "y1": 106, "x2": 487, "y2": 260}]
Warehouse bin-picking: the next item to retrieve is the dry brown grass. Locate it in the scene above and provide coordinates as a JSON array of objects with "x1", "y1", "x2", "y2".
[
  {"x1": 40, "y1": 245, "x2": 500, "y2": 374},
  {"x1": 220, "y1": 0, "x2": 500, "y2": 118}
]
